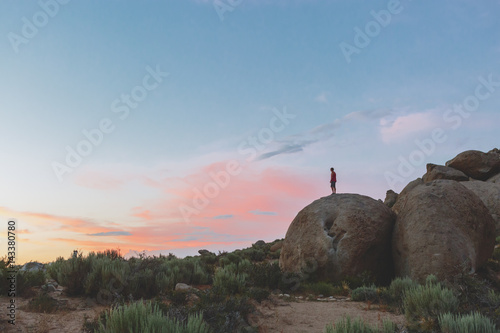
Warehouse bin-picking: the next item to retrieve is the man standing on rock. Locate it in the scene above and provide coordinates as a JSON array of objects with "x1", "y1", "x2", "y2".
[{"x1": 330, "y1": 167, "x2": 337, "y2": 194}]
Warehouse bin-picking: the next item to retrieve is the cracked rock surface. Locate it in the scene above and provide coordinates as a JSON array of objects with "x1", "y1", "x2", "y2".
[{"x1": 279, "y1": 194, "x2": 395, "y2": 284}]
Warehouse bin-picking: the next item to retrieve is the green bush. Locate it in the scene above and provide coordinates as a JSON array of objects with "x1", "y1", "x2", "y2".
[
  {"x1": 403, "y1": 283, "x2": 459, "y2": 330},
  {"x1": 247, "y1": 287, "x2": 270, "y2": 303},
  {"x1": 304, "y1": 282, "x2": 336, "y2": 297},
  {"x1": 48, "y1": 253, "x2": 91, "y2": 296},
  {"x1": 25, "y1": 292, "x2": 58, "y2": 313},
  {"x1": 193, "y1": 291, "x2": 253, "y2": 333},
  {"x1": 351, "y1": 285, "x2": 378, "y2": 302},
  {"x1": 48, "y1": 251, "x2": 213, "y2": 301},
  {"x1": 388, "y1": 276, "x2": 418, "y2": 307},
  {"x1": 324, "y1": 316, "x2": 396, "y2": 333},
  {"x1": 85, "y1": 255, "x2": 130, "y2": 297},
  {"x1": 15, "y1": 269, "x2": 46, "y2": 297},
  {"x1": 248, "y1": 261, "x2": 282, "y2": 290},
  {"x1": 96, "y1": 301, "x2": 210, "y2": 333},
  {"x1": 213, "y1": 264, "x2": 247, "y2": 295},
  {"x1": 425, "y1": 274, "x2": 438, "y2": 285},
  {"x1": 439, "y1": 312, "x2": 498, "y2": 333},
  {"x1": 343, "y1": 271, "x2": 376, "y2": 290}
]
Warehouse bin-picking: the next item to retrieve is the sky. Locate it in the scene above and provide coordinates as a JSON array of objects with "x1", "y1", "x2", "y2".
[{"x1": 0, "y1": 0, "x2": 499, "y2": 264}]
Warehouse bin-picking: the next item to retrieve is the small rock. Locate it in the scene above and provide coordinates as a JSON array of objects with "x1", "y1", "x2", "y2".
[{"x1": 175, "y1": 283, "x2": 192, "y2": 291}]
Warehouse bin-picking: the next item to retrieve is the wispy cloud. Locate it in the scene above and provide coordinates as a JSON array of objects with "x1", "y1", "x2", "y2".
[
  {"x1": 249, "y1": 210, "x2": 277, "y2": 216},
  {"x1": 88, "y1": 231, "x2": 132, "y2": 236},
  {"x1": 257, "y1": 108, "x2": 395, "y2": 160},
  {"x1": 213, "y1": 214, "x2": 234, "y2": 219},
  {"x1": 379, "y1": 110, "x2": 440, "y2": 144},
  {"x1": 315, "y1": 92, "x2": 329, "y2": 104}
]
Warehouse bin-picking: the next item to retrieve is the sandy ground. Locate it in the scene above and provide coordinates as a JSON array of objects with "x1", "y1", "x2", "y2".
[
  {"x1": 1, "y1": 291, "x2": 405, "y2": 333},
  {"x1": 0, "y1": 288, "x2": 107, "y2": 333},
  {"x1": 250, "y1": 296, "x2": 406, "y2": 333}
]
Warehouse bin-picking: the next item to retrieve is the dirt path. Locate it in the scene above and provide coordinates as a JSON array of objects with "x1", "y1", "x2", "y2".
[{"x1": 250, "y1": 296, "x2": 406, "y2": 333}]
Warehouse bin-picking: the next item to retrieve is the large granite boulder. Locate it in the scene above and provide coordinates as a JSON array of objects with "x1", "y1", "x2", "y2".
[
  {"x1": 461, "y1": 180, "x2": 500, "y2": 236},
  {"x1": 422, "y1": 163, "x2": 468, "y2": 183},
  {"x1": 392, "y1": 178, "x2": 424, "y2": 215},
  {"x1": 446, "y1": 149, "x2": 500, "y2": 181},
  {"x1": 488, "y1": 173, "x2": 500, "y2": 184},
  {"x1": 392, "y1": 180, "x2": 495, "y2": 282},
  {"x1": 279, "y1": 194, "x2": 396, "y2": 284}
]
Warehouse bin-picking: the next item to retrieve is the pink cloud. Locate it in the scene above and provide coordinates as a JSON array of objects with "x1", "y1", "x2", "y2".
[{"x1": 380, "y1": 111, "x2": 439, "y2": 143}]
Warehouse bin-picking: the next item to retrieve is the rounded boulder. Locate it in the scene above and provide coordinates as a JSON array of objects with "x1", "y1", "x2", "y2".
[
  {"x1": 279, "y1": 194, "x2": 396, "y2": 284},
  {"x1": 445, "y1": 149, "x2": 500, "y2": 181},
  {"x1": 392, "y1": 180, "x2": 495, "y2": 282}
]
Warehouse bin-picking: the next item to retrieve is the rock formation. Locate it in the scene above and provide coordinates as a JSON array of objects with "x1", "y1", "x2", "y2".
[
  {"x1": 422, "y1": 163, "x2": 468, "y2": 183},
  {"x1": 280, "y1": 148, "x2": 499, "y2": 284},
  {"x1": 445, "y1": 149, "x2": 500, "y2": 181},
  {"x1": 279, "y1": 194, "x2": 395, "y2": 284},
  {"x1": 391, "y1": 180, "x2": 495, "y2": 282},
  {"x1": 460, "y1": 180, "x2": 500, "y2": 235}
]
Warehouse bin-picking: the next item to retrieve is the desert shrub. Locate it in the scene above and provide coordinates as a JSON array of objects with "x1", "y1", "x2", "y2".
[
  {"x1": 425, "y1": 274, "x2": 438, "y2": 285},
  {"x1": 487, "y1": 290, "x2": 500, "y2": 307},
  {"x1": 199, "y1": 253, "x2": 218, "y2": 267},
  {"x1": 166, "y1": 290, "x2": 188, "y2": 306},
  {"x1": 0, "y1": 257, "x2": 8, "y2": 295},
  {"x1": 351, "y1": 285, "x2": 378, "y2": 302},
  {"x1": 25, "y1": 292, "x2": 58, "y2": 313},
  {"x1": 95, "y1": 301, "x2": 210, "y2": 333},
  {"x1": 343, "y1": 271, "x2": 376, "y2": 290},
  {"x1": 403, "y1": 283, "x2": 458, "y2": 331},
  {"x1": 85, "y1": 256, "x2": 130, "y2": 297},
  {"x1": 219, "y1": 252, "x2": 243, "y2": 267},
  {"x1": 325, "y1": 316, "x2": 396, "y2": 333},
  {"x1": 247, "y1": 287, "x2": 270, "y2": 303},
  {"x1": 439, "y1": 312, "x2": 498, "y2": 333},
  {"x1": 48, "y1": 253, "x2": 91, "y2": 296},
  {"x1": 96, "y1": 249, "x2": 123, "y2": 260},
  {"x1": 240, "y1": 248, "x2": 266, "y2": 262},
  {"x1": 15, "y1": 269, "x2": 46, "y2": 297},
  {"x1": 304, "y1": 282, "x2": 336, "y2": 297},
  {"x1": 152, "y1": 257, "x2": 212, "y2": 290},
  {"x1": 248, "y1": 261, "x2": 283, "y2": 290},
  {"x1": 194, "y1": 291, "x2": 253, "y2": 333},
  {"x1": 213, "y1": 264, "x2": 248, "y2": 295},
  {"x1": 388, "y1": 276, "x2": 418, "y2": 307},
  {"x1": 451, "y1": 270, "x2": 500, "y2": 313}
]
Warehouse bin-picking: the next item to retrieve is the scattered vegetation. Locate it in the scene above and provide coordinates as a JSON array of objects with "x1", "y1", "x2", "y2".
[
  {"x1": 439, "y1": 312, "x2": 498, "y2": 333},
  {"x1": 11, "y1": 235, "x2": 499, "y2": 333},
  {"x1": 0, "y1": 256, "x2": 47, "y2": 297},
  {"x1": 351, "y1": 285, "x2": 378, "y2": 302},
  {"x1": 24, "y1": 292, "x2": 59, "y2": 313},
  {"x1": 94, "y1": 301, "x2": 211, "y2": 333},
  {"x1": 403, "y1": 280, "x2": 459, "y2": 331},
  {"x1": 325, "y1": 316, "x2": 397, "y2": 333}
]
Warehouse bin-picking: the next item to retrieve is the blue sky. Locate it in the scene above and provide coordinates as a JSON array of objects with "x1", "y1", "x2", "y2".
[{"x1": 0, "y1": 0, "x2": 499, "y2": 263}]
